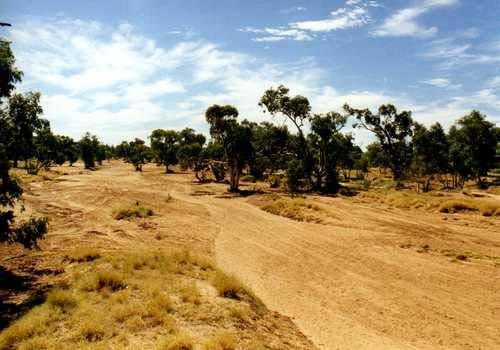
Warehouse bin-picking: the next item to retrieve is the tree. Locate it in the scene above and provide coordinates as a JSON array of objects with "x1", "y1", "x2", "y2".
[
  {"x1": 4, "y1": 92, "x2": 48, "y2": 168},
  {"x1": 59, "y1": 136, "x2": 79, "y2": 166},
  {"x1": 128, "y1": 138, "x2": 151, "y2": 171},
  {"x1": 309, "y1": 112, "x2": 347, "y2": 192},
  {"x1": 345, "y1": 104, "x2": 413, "y2": 183},
  {"x1": 412, "y1": 122, "x2": 449, "y2": 191},
  {"x1": 0, "y1": 38, "x2": 47, "y2": 249},
  {"x1": 242, "y1": 121, "x2": 291, "y2": 180},
  {"x1": 176, "y1": 128, "x2": 206, "y2": 170},
  {"x1": 205, "y1": 105, "x2": 252, "y2": 192},
  {"x1": 26, "y1": 125, "x2": 60, "y2": 174},
  {"x1": 0, "y1": 39, "x2": 23, "y2": 99},
  {"x1": 364, "y1": 142, "x2": 390, "y2": 172},
  {"x1": 259, "y1": 85, "x2": 313, "y2": 178},
  {"x1": 150, "y1": 129, "x2": 180, "y2": 173},
  {"x1": 79, "y1": 133, "x2": 99, "y2": 169},
  {"x1": 448, "y1": 111, "x2": 499, "y2": 187}
]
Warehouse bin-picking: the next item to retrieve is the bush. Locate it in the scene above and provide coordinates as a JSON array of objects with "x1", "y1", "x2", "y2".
[
  {"x1": 65, "y1": 247, "x2": 101, "y2": 263},
  {"x1": 203, "y1": 332, "x2": 237, "y2": 350},
  {"x1": 212, "y1": 271, "x2": 245, "y2": 299},
  {"x1": 79, "y1": 320, "x2": 105, "y2": 342},
  {"x1": 241, "y1": 174, "x2": 256, "y2": 183},
  {"x1": 180, "y1": 283, "x2": 201, "y2": 305},
  {"x1": 159, "y1": 333, "x2": 194, "y2": 350},
  {"x1": 112, "y1": 202, "x2": 154, "y2": 220},
  {"x1": 46, "y1": 289, "x2": 78, "y2": 311},
  {"x1": 81, "y1": 270, "x2": 126, "y2": 292},
  {"x1": 439, "y1": 200, "x2": 477, "y2": 214}
]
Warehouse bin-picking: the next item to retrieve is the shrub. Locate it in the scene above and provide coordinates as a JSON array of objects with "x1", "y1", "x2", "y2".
[
  {"x1": 112, "y1": 202, "x2": 154, "y2": 220},
  {"x1": 180, "y1": 283, "x2": 201, "y2": 305},
  {"x1": 203, "y1": 332, "x2": 236, "y2": 350},
  {"x1": 79, "y1": 320, "x2": 105, "y2": 342},
  {"x1": 65, "y1": 247, "x2": 101, "y2": 263},
  {"x1": 261, "y1": 196, "x2": 322, "y2": 223},
  {"x1": 212, "y1": 271, "x2": 245, "y2": 299},
  {"x1": 159, "y1": 333, "x2": 194, "y2": 350},
  {"x1": 241, "y1": 174, "x2": 256, "y2": 183},
  {"x1": 46, "y1": 289, "x2": 78, "y2": 311},
  {"x1": 439, "y1": 200, "x2": 477, "y2": 214},
  {"x1": 81, "y1": 270, "x2": 126, "y2": 292}
]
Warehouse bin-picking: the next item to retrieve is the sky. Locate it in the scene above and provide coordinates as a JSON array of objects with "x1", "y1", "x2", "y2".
[{"x1": 1, "y1": 0, "x2": 500, "y2": 146}]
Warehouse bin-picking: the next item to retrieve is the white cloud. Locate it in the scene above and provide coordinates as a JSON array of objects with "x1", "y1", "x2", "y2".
[
  {"x1": 419, "y1": 78, "x2": 461, "y2": 89},
  {"x1": 373, "y1": 0, "x2": 458, "y2": 38},
  {"x1": 240, "y1": 1, "x2": 379, "y2": 42},
  {"x1": 422, "y1": 37, "x2": 500, "y2": 69}
]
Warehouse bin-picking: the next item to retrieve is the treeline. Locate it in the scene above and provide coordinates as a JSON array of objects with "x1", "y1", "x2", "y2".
[{"x1": 113, "y1": 85, "x2": 498, "y2": 195}]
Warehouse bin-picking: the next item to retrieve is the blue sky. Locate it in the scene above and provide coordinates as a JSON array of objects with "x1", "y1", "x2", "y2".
[{"x1": 1, "y1": 0, "x2": 499, "y2": 145}]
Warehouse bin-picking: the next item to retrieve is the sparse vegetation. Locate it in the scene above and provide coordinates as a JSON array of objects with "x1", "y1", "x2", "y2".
[
  {"x1": 260, "y1": 195, "x2": 323, "y2": 223},
  {"x1": 159, "y1": 333, "x2": 194, "y2": 350},
  {"x1": 64, "y1": 247, "x2": 101, "y2": 263},
  {"x1": 112, "y1": 202, "x2": 154, "y2": 220},
  {"x1": 203, "y1": 332, "x2": 237, "y2": 350},
  {"x1": 212, "y1": 270, "x2": 247, "y2": 300}
]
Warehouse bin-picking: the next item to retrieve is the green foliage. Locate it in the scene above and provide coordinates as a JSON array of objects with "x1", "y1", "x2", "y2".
[
  {"x1": 205, "y1": 105, "x2": 252, "y2": 192},
  {"x1": 79, "y1": 132, "x2": 100, "y2": 169},
  {"x1": 286, "y1": 159, "x2": 304, "y2": 195},
  {"x1": 150, "y1": 129, "x2": 180, "y2": 172},
  {"x1": 0, "y1": 37, "x2": 47, "y2": 250},
  {"x1": 259, "y1": 85, "x2": 312, "y2": 177},
  {"x1": 447, "y1": 111, "x2": 499, "y2": 186},
  {"x1": 309, "y1": 112, "x2": 347, "y2": 192},
  {"x1": 127, "y1": 138, "x2": 152, "y2": 171},
  {"x1": 3, "y1": 92, "x2": 48, "y2": 167},
  {"x1": 0, "y1": 40, "x2": 23, "y2": 99},
  {"x1": 345, "y1": 103, "x2": 413, "y2": 182}
]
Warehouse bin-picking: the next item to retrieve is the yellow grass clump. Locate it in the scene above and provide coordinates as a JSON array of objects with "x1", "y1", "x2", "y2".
[
  {"x1": 203, "y1": 332, "x2": 237, "y2": 350},
  {"x1": 261, "y1": 195, "x2": 323, "y2": 223},
  {"x1": 112, "y1": 202, "x2": 154, "y2": 220},
  {"x1": 159, "y1": 333, "x2": 194, "y2": 350},
  {"x1": 64, "y1": 247, "x2": 101, "y2": 263}
]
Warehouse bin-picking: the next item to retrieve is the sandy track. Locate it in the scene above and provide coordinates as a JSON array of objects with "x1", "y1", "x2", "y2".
[{"x1": 21, "y1": 162, "x2": 500, "y2": 349}]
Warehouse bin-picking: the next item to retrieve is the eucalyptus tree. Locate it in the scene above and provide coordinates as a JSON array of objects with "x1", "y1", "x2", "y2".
[
  {"x1": 309, "y1": 112, "x2": 347, "y2": 192},
  {"x1": 259, "y1": 85, "x2": 313, "y2": 179},
  {"x1": 205, "y1": 104, "x2": 252, "y2": 192},
  {"x1": 344, "y1": 104, "x2": 413, "y2": 183},
  {"x1": 150, "y1": 129, "x2": 180, "y2": 173},
  {"x1": 0, "y1": 37, "x2": 47, "y2": 249}
]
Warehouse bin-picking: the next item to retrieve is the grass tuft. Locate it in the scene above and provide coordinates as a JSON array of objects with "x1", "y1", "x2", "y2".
[
  {"x1": 203, "y1": 332, "x2": 237, "y2": 350},
  {"x1": 261, "y1": 196, "x2": 323, "y2": 223},
  {"x1": 46, "y1": 289, "x2": 78, "y2": 311},
  {"x1": 65, "y1": 247, "x2": 101, "y2": 263},
  {"x1": 159, "y1": 333, "x2": 194, "y2": 350},
  {"x1": 212, "y1": 271, "x2": 245, "y2": 300},
  {"x1": 112, "y1": 202, "x2": 154, "y2": 220},
  {"x1": 80, "y1": 270, "x2": 126, "y2": 292}
]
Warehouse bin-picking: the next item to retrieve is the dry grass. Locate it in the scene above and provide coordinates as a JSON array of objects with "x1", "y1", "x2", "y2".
[
  {"x1": 0, "y1": 247, "x2": 300, "y2": 350},
  {"x1": 159, "y1": 333, "x2": 194, "y2": 350},
  {"x1": 64, "y1": 247, "x2": 101, "y2": 263},
  {"x1": 439, "y1": 199, "x2": 500, "y2": 216},
  {"x1": 112, "y1": 202, "x2": 154, "y2": 220},
  {"x1": 212, "y1": 270, "x2": 246, "y2": 300},
  {"x1": 180, "y1": 282, "x2": 202, "y2": 305},
  {"x1": 46, "y1": 289, "x2": 78, "y2": 312},
  {"x1": 360, "y1": 189, "x2": 500, "y2": 217},
  {"x1": 260, "y1": 195, "x2": 323, "y2": 223},
  {"x1": 203, "y1": 332, "x2": 237, "y2": 350},
  {"x1": 79, "y1": 270, "x2": 126, "y2": 292}
]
